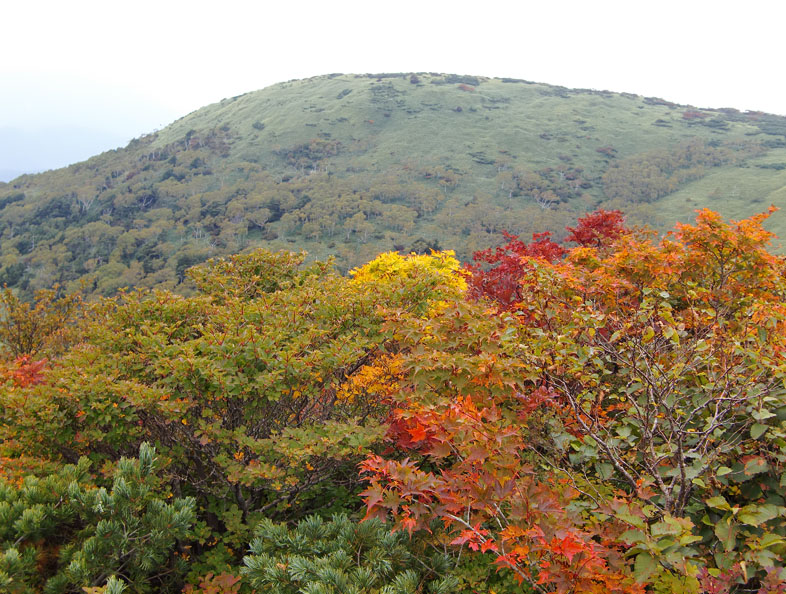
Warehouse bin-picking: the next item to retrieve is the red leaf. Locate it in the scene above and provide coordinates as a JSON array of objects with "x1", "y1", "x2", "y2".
[{"x1": 408, "y1": 424, "x2": 428, "y2": 442}]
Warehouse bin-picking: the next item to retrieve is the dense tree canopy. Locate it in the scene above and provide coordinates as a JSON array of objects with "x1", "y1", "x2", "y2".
[{"x1": 2, "y1": 209, "x2": 786, "y2": 593}]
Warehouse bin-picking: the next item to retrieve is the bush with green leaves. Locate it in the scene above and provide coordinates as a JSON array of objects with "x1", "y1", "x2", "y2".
[
  {"x1": 1, "y1": 248, "x2": 466, "y2": 571},
  {"x1": 0, "y1": 443, "x2": 195, "y2": 594},
  {"x1": 242, "y1": 514, "x2": 459, "y2": 594}
]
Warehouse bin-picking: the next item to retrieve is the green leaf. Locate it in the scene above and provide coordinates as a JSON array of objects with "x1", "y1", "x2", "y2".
[
  {"x1": 633, "y1": 552, "x2": 657, "y2": 582},
  {"x1": 596, "y1": 463, "x2": 613, "y2": 480},
  {"x1": 620, "y1": 529, "x2": 647, "y2": 544},
  {"x1": 662, "y1": 326, "x2": 679, "y2": 345},
  {"x1": 679, "y1": 532, "x2": 703, "y2": 545},
  {"x1": 759, "y1": 533, "x2": 786, "y2": 549},
  {"x1": 706, "y1": 496, "x2": 731, "y2": 511},
  {"x1": 616, "y1": 425, "x2": 632, "y2": 439},
  {"x1": 651, "y1": 517, "x2": 685, "y2": 538},
  {"x1": 716, "y1": 466, "x2": 733, "y2": 477},
  {"x1": 714, "y1": 519, "x2": 737, "y2": 552},
  {"x1": 752, "y1": 409, "x2": 776, "y2": 421},
  {"x1": 751, "y1": 423, "x2": 768, "y2": 439},
  {"x1": 737, "y1": 504, "x2": 780, "y2": 527}
]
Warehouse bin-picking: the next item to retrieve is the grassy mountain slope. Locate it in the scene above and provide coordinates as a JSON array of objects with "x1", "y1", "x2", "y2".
[{"x1": 2, "y1": 72, "x2": 785, "y2": 296}]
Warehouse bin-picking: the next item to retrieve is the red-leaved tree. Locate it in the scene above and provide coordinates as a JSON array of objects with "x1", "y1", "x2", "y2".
[{"x1": 362, "y1": 208, "x2": 786, "y2": 593}]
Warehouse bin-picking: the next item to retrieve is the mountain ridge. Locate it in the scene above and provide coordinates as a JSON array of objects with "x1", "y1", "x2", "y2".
[{"x1": 2, "y1": 72, "x2": 785, "y2": 297}]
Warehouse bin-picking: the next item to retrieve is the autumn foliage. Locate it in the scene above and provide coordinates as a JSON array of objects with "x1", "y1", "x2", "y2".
[
  {"x1": 2, "y1": 208, "x2": 786, "y2": 593},
  {"x1": 361, "y1": 207, "x2": 786, "y2": 593},
  {"x1": 465, "y1": 209, "x2": 624, "y2": 309}
]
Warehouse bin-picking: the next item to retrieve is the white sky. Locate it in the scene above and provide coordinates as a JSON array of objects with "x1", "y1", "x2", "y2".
[{"x1": 2, "y1": 0, "x2": 785, "y2": 173}]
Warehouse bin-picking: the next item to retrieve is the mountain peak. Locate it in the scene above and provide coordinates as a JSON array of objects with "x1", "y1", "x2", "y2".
[{"x1": 2, "y1": 73, "x2": 785, "y2": 296}]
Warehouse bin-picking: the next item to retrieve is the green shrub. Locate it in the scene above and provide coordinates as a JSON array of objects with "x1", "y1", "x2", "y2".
[
  {"x1": 242, "y1": 514, "x2": 458, "y2": 594},
  {"x1": 0, "y1": 443, "x2": 195, "y2": 593}
]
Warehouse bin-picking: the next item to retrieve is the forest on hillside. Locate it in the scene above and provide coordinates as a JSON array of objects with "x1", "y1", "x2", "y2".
[
  {"x1": 2, "y1": 209, "x2": 786, "y2": 593},
  {"x1": 2, "y1": 74, "x2": 786, "y2": 300}
]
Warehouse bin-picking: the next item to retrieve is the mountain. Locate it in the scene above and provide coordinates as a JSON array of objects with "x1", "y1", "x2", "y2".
[{"x1": 2, "y1": 72, "x2": 786, "y2": 297}]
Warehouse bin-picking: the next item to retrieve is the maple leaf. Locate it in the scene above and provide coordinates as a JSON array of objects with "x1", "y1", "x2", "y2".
[
  {"x1": 407, "y1": 423, "x2": 428, "y2": 442},
  {"x1": 400, "y1": 515, "x2": 417, "y2": 534},
  {"x1": 450, "y1": 529, "x2": 478, "y2": 547},
  {"x1": 552, "y1": 534, "x2": 588, "y2": 563},
  {"x1": 359, "y1": 482, "x2": 385, "y2": 511}
]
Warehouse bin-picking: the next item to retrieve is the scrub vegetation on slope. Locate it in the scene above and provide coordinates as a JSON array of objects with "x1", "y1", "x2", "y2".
[{"x1": 1, "y1": 73, "x2": 785, "y2": 297}]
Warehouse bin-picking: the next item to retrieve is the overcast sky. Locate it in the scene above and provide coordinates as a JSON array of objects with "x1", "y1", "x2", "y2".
[{"x1": 2, "y1": 0, "x2": 785, "y2": 178}]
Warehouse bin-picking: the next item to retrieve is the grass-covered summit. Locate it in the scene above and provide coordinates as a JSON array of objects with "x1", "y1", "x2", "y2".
[{"x1": 2, "y1": 72, "x2": 786, "y2": 296}]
